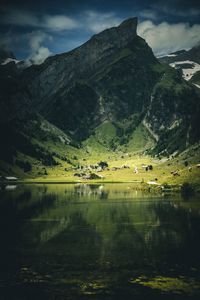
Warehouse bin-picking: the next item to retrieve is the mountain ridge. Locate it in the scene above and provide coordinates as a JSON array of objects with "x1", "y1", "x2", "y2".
[
  {"x1": 0, "y1": 17, "x2": 200, "y2": 177},
  {"x1": 159, "y1": 43, "x2": 200, "y2": 89}
]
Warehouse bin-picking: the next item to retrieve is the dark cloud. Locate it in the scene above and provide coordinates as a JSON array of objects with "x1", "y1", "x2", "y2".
[
  {"x1": 0, "y1": 0, "x2": 200, "y2": 62},
  {"x1": 2, "y1": 0, "x2": 198, "y2": 18}
]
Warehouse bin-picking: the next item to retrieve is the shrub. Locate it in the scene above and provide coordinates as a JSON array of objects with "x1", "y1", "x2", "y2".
[
  {"x1": 98, "y1": 161, "x2": 108, "y2": 169},
  {"x1": 163, "y1": 183, "x2": 171, "y2": 189},
  {"x1": 16, "y1": 159, "x2": 32, "y2": 172},
  {"x1": 181, "y1": 182, "x2": 194, "y2": 198}
]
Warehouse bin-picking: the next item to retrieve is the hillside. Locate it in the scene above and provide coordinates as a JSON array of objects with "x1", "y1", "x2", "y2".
[
  {"x1": 0, "y1": 17, "x2": 200, "y2": 181},
  {"x1": 159, "y1": 44, "x2": 200, "y2": 88}
]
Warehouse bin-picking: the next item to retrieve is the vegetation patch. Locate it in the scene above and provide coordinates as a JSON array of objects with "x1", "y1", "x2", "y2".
[{"x1": 130, "y1": 275, "x2": 200, "y2": 295}]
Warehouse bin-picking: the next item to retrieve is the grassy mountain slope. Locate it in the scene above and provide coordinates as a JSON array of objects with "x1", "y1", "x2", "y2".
[
  {"x1": 0, "y1": 18, "x2": 200, "y2": 182},
  {"x1": 190, "y1": 71, "x2": 200, "y2": 86},
  {"x1": 145, "y1": 65, "x2": 200, "y2": 154}
]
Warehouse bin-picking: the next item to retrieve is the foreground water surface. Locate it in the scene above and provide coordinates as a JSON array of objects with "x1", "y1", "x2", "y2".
[{"x1": 0, "y1": 183, "x2": 200, "y2": 300}]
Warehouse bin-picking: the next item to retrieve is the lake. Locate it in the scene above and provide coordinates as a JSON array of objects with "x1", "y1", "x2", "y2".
[{"x1": 0, "y1": 183, "x2": 200, "y2": 299}]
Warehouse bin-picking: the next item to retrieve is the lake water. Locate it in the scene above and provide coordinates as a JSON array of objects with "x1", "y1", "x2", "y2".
[{"x1": 0, "y1": 183, "x2": 200, "y2": 300}]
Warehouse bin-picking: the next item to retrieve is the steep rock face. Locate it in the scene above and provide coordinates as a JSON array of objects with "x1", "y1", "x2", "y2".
[
  {"x1": 0, "y1": 59, "x2": 70, "y2": 167},
  {"x1": 90, "y1": 37, "x2": 158, "y2": 120},
  {"x1": 19, "y1": 17, "x2": 200, "y2": 150},
  {"x1": 44, "y1": 82, "x2": 100, "y2": 140},
  {"x1": 0, "y1": 16, "x2": 200, "y2": 167},
  {"x1": 145, "y1": 66, "x2": 200, "y2": 153},
  {"x1": 25, "y1": 18, "x2": 138, "y2": 101},
  {"x1": 24, "y1": 17, "x2": 160, "y2": 140},
  {"x1": 0, "y1": 62, "x2": 30, "y2": 123}
]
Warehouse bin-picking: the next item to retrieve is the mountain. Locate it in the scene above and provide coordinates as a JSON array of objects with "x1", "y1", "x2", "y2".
[
  {"x1": 0, "y1": 17, "x2": 200, "y2": 176},
  {"x1": 159, "y1": 44, "x2": 200, "y2": 88},
  {"x1": 0, "y1": 57, "x2": 73, "y2": 176},
  {"x1": 159, "y1": 44, "x2": 200, "y2": 65},
  {"x1": 22, "y1": 17, "x2": 158, "y2": 141}
]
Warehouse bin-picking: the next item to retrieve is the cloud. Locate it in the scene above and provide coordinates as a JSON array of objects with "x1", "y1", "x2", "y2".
[
  {"x1": 138, "y1": 20, "x2": 200, "y2": 56},
  {"x1": 83, "y1": 10, "x2": 122, "y2": 33},
  {"x1": 43, "y1": 15, "x2": 79, "y2": 31},
  {"x1": 2, "y1": 8, "x2": 200, "y2": 62},
  {"x1": 155, "y1": 6, "x2": 200, "y2": 18},
  {"x1": 147, "y1": 1, "x2": 200, "y2": 18},
  {"x1": 174, "y1": 8, "x2": 200, "y2": 17},
  {"x1": 1, "y1": 8, "x2": 79, "y2": 31},
  {"x1": 25, "y1": 31, "x2": 53, "y2": 65},
  {"x1": 29, "y1": 46, "x2": 52, "y2": 65},
  {"x1": 1, "y1": 9, "x2": 39, "y2": 27},
  {"x1": 139, "y1": 10, "x2": 158, "y2": 21},
  {"x1": 28, "y1": 31, "x2": 49, "y2": 50},
  {"x1": 0, "y1": 30, "x2": 52, "y2": 65},
  {"x1": 0, "y1": 8, "x2": 122, "y2": 34}
]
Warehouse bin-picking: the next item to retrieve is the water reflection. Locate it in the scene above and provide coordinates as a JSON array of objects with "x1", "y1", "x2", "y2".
[{"x1": 0, "y1": 184, "x2": 200, "y2": 299}]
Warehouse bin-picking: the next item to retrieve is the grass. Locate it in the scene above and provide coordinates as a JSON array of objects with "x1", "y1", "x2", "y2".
[
  {"x1": 130, "y1": 275, "x2": 200, "y2": 295},
  {"x1": 83, "y1": 121, "x2": 117, "y2": 152},
  {"x1": 1, "y1": 116, "x2": 200, "y2": 192},
  {"x1": 126, "y1": 123, "x2": 155, "y2": 152},
  {"x1": 20, "y1": 146, "x2": 200, "y2": 193},
  {"x1": 2, "y1": 146, "x2": 200, "y2": 193}
]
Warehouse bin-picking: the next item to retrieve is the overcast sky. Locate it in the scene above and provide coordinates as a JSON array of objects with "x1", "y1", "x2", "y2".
[{"x1": 0, "y1": 0, "x2": 200, "y2": 64}]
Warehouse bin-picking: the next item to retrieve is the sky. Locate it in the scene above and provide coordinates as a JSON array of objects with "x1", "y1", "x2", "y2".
[{"x1": 0, "y1": 0, "x2": 200, "y2": 64}]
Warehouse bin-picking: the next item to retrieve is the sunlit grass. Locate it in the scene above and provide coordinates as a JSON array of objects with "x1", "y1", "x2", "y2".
[
  {"x1": 130, "y1": 275, "x2": 200, "y2": 295},
  {"x1": 23, "y1": 151, "x2": 200, "y2": 192}
]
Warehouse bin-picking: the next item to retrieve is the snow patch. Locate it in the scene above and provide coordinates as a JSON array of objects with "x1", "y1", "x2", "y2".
[
  {"x1": 157, "y1": 54, "x2": 177, "y2": 59},
  {"x1": 167, "y1": 54, "x2": 177, "y2": 57},
  {"x1": 170, "y1": 60, "x2": 200, "y2": 80},
  {"x1": 1, "y1": 58, "x2": 20, "y2": 65},
  {"x1": 194, "y1": 83, "x2": 200, "y2": 89}
]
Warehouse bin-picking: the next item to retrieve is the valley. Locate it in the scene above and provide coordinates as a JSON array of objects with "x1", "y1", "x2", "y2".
[
  {"x1": 0, "y1": 18, "x2": 200, "y2": 191},
  {"x1": 1, "y1": 3, "x2": 200, "y2": 299}
]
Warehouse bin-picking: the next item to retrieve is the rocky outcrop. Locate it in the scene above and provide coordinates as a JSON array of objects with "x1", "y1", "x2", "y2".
[
  {"x1": 25, "y1": 18, "x2": 138, "y2": 102},
  {"x1": 23, "y1": 17, "x2": 158, "y2": 140}
]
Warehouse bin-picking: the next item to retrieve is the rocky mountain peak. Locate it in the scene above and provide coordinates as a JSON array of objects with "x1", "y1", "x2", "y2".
[
  {"x1": 25, "y1": 17, "x2": 141, "y2": 101},
  {"x1": 118, "y1": 17, "x2": 138, "y2": 31},
  {"x1": 89, "y1": 17, "x2": 138, "y2": 49}
]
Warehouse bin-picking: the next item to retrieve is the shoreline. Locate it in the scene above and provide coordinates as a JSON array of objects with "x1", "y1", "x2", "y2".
[
  {"x1": 0, "y1": 179, "x2": 149, "y2": 185},
  {"x1": 0, "y1": 179, "x2": 182, "y2": 193},
  {"x1": 1, "y1": 179, "x2": 199, "y2": 195}
]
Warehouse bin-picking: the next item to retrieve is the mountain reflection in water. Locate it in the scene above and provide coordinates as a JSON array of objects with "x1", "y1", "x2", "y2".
[{"x1": 0, "y1": 184, "x2": 200, "y2": 300}]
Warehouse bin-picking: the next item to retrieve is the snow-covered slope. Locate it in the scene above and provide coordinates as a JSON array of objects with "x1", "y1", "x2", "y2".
[
  {"x1": 1, "y1": 58, "x2": 20, "y2": 65},
  {"x1": 159, "y1": 44, "x2": 200, "y2": 88},
  {"x1": 169, "y1": 60, "x2": 200, "y2": 81}
]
